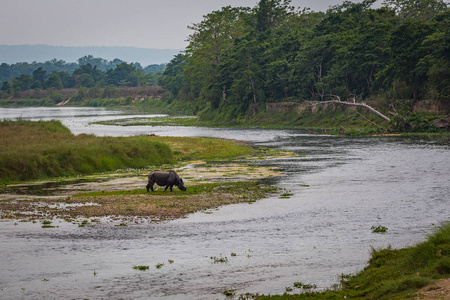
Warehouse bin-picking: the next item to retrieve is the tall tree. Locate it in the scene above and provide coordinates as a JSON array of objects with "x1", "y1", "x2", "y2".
[
  {"x1": 382, "y1": 0, "x2": 448, "y2": 21},
  {"x1": 185, "y1": 6, "x2": 251, "y2": 108},
  {"x1": 32, "y1": 67, "x2": 47, "y2": 88}
]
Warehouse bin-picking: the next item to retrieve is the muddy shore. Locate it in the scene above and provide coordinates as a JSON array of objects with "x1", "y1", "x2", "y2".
[{"x1": 0, "y1": 160, "x2": 283, "y2": 224}]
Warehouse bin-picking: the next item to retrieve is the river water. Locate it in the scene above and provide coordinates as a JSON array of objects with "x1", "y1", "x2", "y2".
[{"x1": 1, "y1": 107, "x2": 449, "y2": 299}]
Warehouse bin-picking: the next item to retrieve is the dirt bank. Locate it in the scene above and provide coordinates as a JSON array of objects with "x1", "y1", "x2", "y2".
[{"x1": 415, "y1": 279, "x2": 450, "y2": 299}]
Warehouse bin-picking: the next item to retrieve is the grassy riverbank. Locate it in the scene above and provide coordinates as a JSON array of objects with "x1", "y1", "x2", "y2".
[
  {"x1": 0, "y1": 120, "x2": 258, "y2": 183},
  {"x1": 93, "y1": 108, "x2": 450, "y2": 137},
  {"x1": 253, "y1": 222, "x2": 450, "y2": 299},
  {"x1": 0, "y1": 120, "x2": 173, "y2": 183}
]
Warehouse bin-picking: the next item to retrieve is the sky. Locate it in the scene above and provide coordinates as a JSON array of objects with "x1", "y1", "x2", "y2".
[{"x1": 1, "y1": 0, "x2": 382, "y2": 50}]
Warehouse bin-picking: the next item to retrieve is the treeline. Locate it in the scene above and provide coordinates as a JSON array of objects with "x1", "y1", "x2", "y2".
[
  {"x1": 0, "y1": 55, "x2": 166, "y2": 95},
  {"x1": 159, "y1": 0, "x2": 450, "y2": 121}
]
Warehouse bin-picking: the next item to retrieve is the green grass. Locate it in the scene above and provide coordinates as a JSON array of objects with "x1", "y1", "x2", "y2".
[
  {"x1": 0, "y1": 120, "x2": 173, "y2": 183},
  {"x1": 0, "y1": 120, "x2": 263, "y2": 183},
  {"x1": 133, "y1": 265, "x2": 149, "y2": 271},
  {"x1": 146, "y1": 136, "x2": 257, "y2": 162},
  {"x1": 255, "y1": 222, "x2": 450, "y2": 299},
  {"x1": 74, "y1": 181, "x2": 277, "y2": 198}
]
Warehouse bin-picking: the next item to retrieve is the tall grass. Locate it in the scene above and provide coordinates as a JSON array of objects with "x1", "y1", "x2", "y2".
[{"x1": 0, "y1": 120, "x2": 173, "y2": 183}]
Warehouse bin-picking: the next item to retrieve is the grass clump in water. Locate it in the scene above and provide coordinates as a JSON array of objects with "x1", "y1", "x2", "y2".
[
  {"x1": 371, "y1": 225, "x2": 388, "y2": 233},
  {"x1": 133, "y1": 265, "x2": 149, "y2": 271}
]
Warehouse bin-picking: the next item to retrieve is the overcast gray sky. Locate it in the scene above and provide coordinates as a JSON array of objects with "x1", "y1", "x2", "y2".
[{"x1": 1, "y1": 0, "x2": 381, "y2": 50}]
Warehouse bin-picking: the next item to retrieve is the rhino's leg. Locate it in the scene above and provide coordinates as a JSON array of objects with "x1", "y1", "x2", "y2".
[
  {"x1": 146, "y1": 183, "x2": 154, "y2": 192},
  {"x1": 164, "y1": 185, "x2": 169, "y2": 191}
]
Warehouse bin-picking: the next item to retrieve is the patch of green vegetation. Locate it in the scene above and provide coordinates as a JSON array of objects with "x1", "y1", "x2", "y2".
[
  {"x1": 155, "y1": 263, "x2": 165, "y2": 269},
  {"x1": 94, "y1": 116, "x2": 200, "y2": 127},
  {"x1": 211, "y1": 255, "x2": 228, "y2": 263},
  {"x1": 371, "y1": 225, "x2": 388, "y2": 233},
  {"x1": 75, "y1": 181, "x2": 276, "y2": 198},
  {"x1": 255, "y1": 223, "x2": 450, "y2": 299},
  {"x1": 293, "y1": 282, "x2": 317, "y2": 290},
  {"x1": 78, "y1": 219, "x2": 95, "y2": 227},
  {"x1": 279, "y1": 191, "x2": 294, "y2": 199},
  {"x1": 133, "y1": 265, "x2": 149, "y2": 271},
  {"x1": 41, "y1": 219, "x2": 56, "y2": 228},
  {"x1": 0, "y1": 120, "x2": 173, "y2": 183},
  {"x1": 147, "y1": 136, "x2": 257, "y2": 162},
  {"x1": 223, "y1": 289, "x2": 236, "y2": 297}
]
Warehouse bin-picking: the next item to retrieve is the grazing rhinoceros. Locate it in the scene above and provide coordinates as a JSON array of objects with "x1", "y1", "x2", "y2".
[{"x1": 146, "y1": 170, "x2": 187, "y2": 192}]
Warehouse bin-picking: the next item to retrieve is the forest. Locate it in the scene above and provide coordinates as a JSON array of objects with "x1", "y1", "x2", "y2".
[
  {"x1": 1, "y1": 0, "x2": 449, "y2": 131},
  {"x1": 0, "y1": 55, "x2": 166, "y2": 92},
  {"x1": 158, "y1": 0, "x2": 450, "y2": 123}
]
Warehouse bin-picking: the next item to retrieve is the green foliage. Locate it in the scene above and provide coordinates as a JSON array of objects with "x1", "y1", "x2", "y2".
[
  {"x1": 133, "y1": 265, "x2": 149, "y2": 271},
  {"x1": 0, "y1": 55, "x2": 166, "y2": 94},
  {"x1": 0, "y1": 120, "x2": 174, "y2": 183},
  {"x1": 371, "y1": 225, "x2": 388, "y2": 233},
  {"x1": 159, "y1": 0, "x2": 449, "y2": 127}
]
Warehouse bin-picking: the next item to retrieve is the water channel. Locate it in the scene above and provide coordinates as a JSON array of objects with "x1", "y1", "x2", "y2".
[{"x1": 1, "y1": 107, "x2": 449, "y2": 299}]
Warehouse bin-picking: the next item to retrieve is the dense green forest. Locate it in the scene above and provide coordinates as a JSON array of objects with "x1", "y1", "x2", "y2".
[
  {"x1": 158, "y1": 0, "x2": 450, "y2": 123},
  {"x1": 2, "y1": 0, "x2": 449, "y2": 131},
  {"x1": 0, "y1": 55, "x2": 166, "y2": 92}
]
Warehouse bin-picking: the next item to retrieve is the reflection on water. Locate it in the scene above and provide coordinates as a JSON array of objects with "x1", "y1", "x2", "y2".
[{"x1": 0, "y1": 107, "x2": 449, "y2": 299}]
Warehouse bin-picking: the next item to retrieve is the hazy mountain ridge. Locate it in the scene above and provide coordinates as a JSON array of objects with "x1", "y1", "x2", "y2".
[{"x1": 0, "y1": 45, "x2": 181, "y2": 66}]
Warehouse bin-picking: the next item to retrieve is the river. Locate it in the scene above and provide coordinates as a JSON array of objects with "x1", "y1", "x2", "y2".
[{"x1": 1, "y1": 107, "x2": 449, "y2": 299}]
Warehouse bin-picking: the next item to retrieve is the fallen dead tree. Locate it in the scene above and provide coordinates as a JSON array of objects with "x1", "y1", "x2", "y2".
[{"x1": 306, "y1": 95, "x2": 391, "y2": 123}]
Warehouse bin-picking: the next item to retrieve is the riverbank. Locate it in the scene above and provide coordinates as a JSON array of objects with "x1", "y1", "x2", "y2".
[
  {"x1": 94, "y1": 113, "x2": 450, "y2": 138},
  {"x1": 0, "y1": 119, "x2": 286, "y2": 222},
  {"x1": 3, "y1": 96, "x2": 449, "y2": 135},
  {"x1": 255, "y1": 222, "x2": 450, "y2": 300}
]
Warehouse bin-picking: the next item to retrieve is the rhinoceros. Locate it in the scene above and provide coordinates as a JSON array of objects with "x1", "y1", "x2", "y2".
[{"x1": 146, "y1": 170, "x2": 187, "y2": 192}]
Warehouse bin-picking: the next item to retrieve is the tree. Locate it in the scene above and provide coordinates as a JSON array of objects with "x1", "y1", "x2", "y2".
[
  {"x1": 1, "y1": 81, "x2": 11, "y2": 94},
  {"x1": 105, "y1": 62, "x2": 140, "y2": 87},
  {"x1": 185, "y1": 6, "x2": 251, "y2": 107},
  {"x1": 77, "y1": 55, "x2": 112, "y2": 72},
  {"x1": 32, "y1": 67, "x2": 47, "y2": 88},
  {"x1": 73, "y1": 64, "x2": 105, "y2": 87},
  {"x1": 382, "y1": 20, "x2": 433, "y2": 99},
  {"x1": 45, "y1": 72, "x2": 63, "y2": 90},
  {"x1": 382, "y1": 0, "x2": 448, "y2": 21},
  {"x1": 12, "y1": 74, "x2": 33, "y2": 92},
  {"x1": 159, "y1": 53, "x2": 189, "y2": 98}
]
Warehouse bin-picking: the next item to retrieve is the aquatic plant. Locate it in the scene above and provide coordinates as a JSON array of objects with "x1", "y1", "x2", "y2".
[
  {"x1": 41, "y1": 220, "x2": 55, "y2": 228},
  {"x1": 133, "y1": 265, "x2": 149, "y2": 271},
  {"x1": 223, "y1": 289, "x2": 236, "y2": 296},
  {"x1": 155, "y1": 263, "x2": 165, "y2": 269},
  {"x1": 371, "y1": 225, "x2": 388, "y2": 233},
  {"x1": 211, "y1": 255, "x2": 228, "y2": 263}
]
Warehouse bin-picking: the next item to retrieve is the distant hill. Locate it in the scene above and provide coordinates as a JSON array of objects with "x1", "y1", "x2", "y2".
[{"x1": 0, "y1": 45, "x2": 181, "y2": 66}]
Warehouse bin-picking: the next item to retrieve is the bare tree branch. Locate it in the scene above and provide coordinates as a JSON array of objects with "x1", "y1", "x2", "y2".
[{"x1": 307, "y1": 95, "x2": 391, "y2": 122}]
